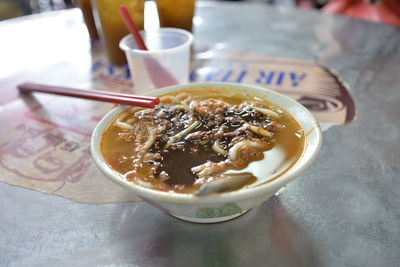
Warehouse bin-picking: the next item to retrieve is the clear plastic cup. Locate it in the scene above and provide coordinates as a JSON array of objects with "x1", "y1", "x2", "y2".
[{"x1": 119, "y1": 28, "x2": 193, "y2": 94}]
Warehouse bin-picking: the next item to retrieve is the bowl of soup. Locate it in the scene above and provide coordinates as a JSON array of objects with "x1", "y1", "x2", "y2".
[{"x1": 91, "y1": 82, "x2": 322, "y2": 223}]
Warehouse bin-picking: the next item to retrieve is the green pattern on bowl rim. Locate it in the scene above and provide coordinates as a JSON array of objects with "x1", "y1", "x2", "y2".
[{"x1": 196, "y1": 203, "x2": 242, "y2": 218}]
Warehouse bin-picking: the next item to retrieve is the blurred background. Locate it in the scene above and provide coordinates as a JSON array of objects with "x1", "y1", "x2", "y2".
[
  {"x1": 0, "y1": 0, "x2": 74, "y2": 19},
  {"x1": 0, "y1": 0, "x2": 342, "y2": 20},
  {"x1": 0, "y1": 0, "x2": 399, "y2": 27}
]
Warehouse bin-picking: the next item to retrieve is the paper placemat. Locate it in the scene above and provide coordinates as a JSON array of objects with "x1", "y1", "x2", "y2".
[{"x1": 0, "y1": 50, "x2": 355, "y2": 203}]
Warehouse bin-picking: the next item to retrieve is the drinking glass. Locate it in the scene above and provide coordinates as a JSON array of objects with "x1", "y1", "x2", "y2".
[
  {"x1": 95, "y1": 0, "x2": 145, "y2": 65},
  {"x1": 156, "y1": 0, "x2": 196, "y2": 32}
]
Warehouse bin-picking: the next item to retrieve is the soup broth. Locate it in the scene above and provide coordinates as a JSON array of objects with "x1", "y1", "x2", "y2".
[{"x1": 101, "y1": 88, "x2": 305, "y2": 193}]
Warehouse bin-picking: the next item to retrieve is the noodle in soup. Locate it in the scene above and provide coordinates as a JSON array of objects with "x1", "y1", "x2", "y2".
[{"x1": 101, "y1": 88, "x2": 305, "y2": 193}]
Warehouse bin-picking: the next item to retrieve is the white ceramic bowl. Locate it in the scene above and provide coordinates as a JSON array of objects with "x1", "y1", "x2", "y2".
[{"x1": 91, "y1": 82, "x2": 322, "y2": 223}]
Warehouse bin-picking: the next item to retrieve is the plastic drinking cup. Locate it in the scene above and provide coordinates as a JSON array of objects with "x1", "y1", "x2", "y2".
[{"x1": 119, "y1": 28, "x2": 193, "y2": 94}]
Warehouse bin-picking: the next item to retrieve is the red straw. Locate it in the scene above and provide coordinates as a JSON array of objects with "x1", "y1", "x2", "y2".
[
  {"x1": 18, "y1": 82, "x2": 159, "y2": 108},
  {"x1": 119, "y1": 5, "x2": 148, "y2": 50}
]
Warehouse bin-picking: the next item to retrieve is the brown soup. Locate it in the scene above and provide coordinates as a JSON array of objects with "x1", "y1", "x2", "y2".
[{"x1": 101, "y1": 88, "x2": 305, "y2": 193}]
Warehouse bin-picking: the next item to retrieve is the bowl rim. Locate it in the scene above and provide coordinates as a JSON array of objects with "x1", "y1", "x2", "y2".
[{"x1": 91, "y1": 82, "x2": 322, "y2": 205}]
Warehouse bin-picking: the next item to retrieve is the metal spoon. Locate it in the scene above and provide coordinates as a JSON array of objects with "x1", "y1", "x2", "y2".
[{"x1": 195, "y1": 172, "x2": 255, "y2": 196}]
